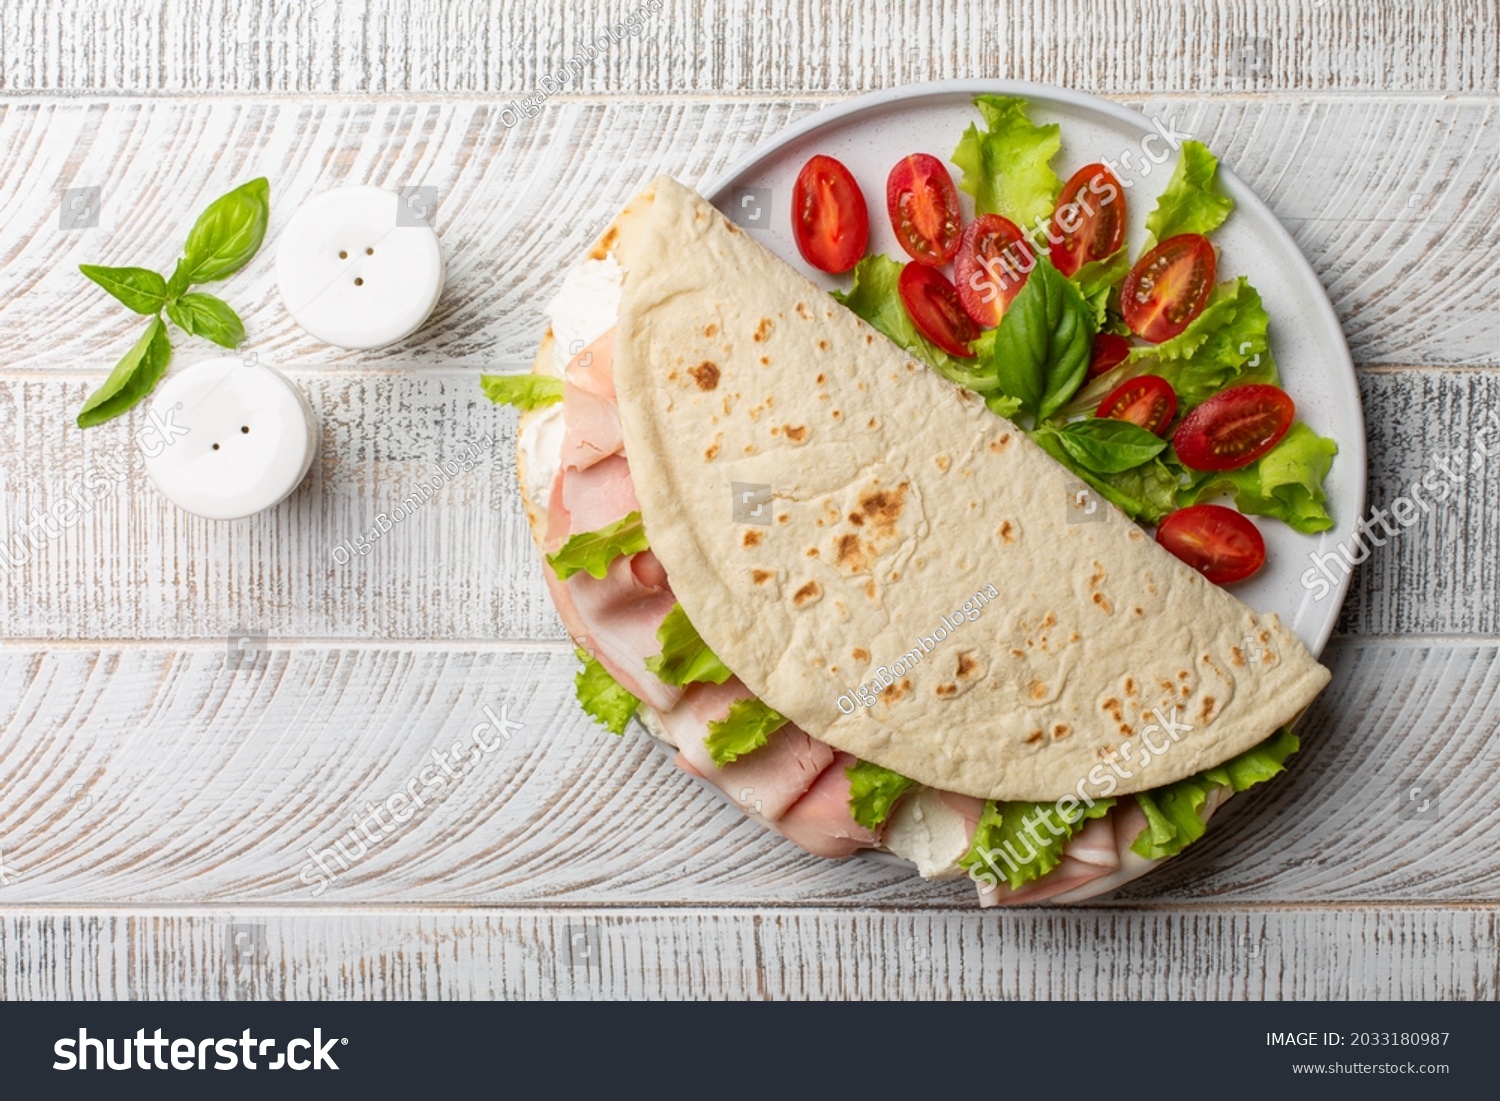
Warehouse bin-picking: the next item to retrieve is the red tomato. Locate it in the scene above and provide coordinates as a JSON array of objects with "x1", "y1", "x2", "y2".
[
  {"x1": 1088, "y1": 333, "x2": 1132, "y2": 379},
  {"x1": 1096, "y1": 375, "x2": 1178, "y2": 436},
  {"x1": 1156, "y1": 505, "x2": 1266, "y2": 585},
  {"x1": 1172, "y1": 384, "x2": 1295, "y2": 471},
  {"x1": 1121, "y1": 234, "x2": 1216, "y2": 342},
  {"x1": 790, "y1": 155, "x2": 869, "y2": 273},
  {"x1": 1049, "y1": 163, "x2": 1126, "y2": 277},
  {"x1": 886, "y1": 154, "x2": 963, "y2": 266},
  {"x1": 898, "y1": 262, "x2": 978, "y2": 358},
  {"x1": 953, "y1": 214, "x2": 1033, "y2": 328}
]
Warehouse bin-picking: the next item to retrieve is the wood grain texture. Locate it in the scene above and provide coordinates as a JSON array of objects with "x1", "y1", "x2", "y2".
[
  {"x1": 0, "y1": 97, "x2": 1493, "y2": 372},
  {"x1": 0, "y1": 907, "x2": 1495, "y2": 1000},
  {"x1": 0, "y1": 0, "x2": 1493, "y2": 96},
  {"x1": 0, "y1": 639, "x2": 1494, "y2": 907},
  {"x1": 3, "y1": 368, "x2": 1496, "y2": 640}
]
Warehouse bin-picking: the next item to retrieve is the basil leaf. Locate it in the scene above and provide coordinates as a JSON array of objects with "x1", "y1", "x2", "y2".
[
  {"x1": 164, "y1": 259, "x2": 191, "y2": 299},
  {"x1": 76, "y1": 316, "x2": 172, "y2": 428},
  {"x1": 78, "y1": 264, "x2": 168, "y2": 315},
  {"x1": 177, "y1": 177, "x2": 270, "y2": 284},
  {"x1": 985, "y1": 258, "x2": 1094, "y2": 419},
  {"x1": 1050, "y1": 418, "x2": 1168, "y2": 474},
  {"x1": 166, "y1": 292, "x2": 246, "y2": 348}
]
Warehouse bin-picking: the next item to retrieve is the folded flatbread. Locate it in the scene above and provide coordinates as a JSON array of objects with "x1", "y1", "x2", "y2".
[{"x1": 602, "y1": 177, "x2": 1328, "y2": 801}]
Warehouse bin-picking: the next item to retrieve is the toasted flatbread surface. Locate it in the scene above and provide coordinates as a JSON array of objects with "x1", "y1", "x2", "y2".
[{"x1": 608, "y1": 177, "x2": 1330, "y2": 802}]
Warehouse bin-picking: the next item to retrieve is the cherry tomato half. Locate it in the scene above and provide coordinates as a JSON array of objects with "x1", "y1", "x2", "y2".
[
  {"x1": 1121, "y1": 234, "x2": 1216, "y2": 343},
  {"x1": 898, "y1": 262, "x2": 978, "y2": 358},
  {"x1": 1049, "y1": 163, "x2": 1126, "y2": 277},
  {"x1": 1088, "y1": 333, "x2": 1132, "y2": 379},
  {"x1": 1096, "y1": 374, "x2": 1179, "y2": 436},
  {"x1": 1156, "y1": 504, "x2": 1266, "y2": 585},
  {"x1": 1172, "y1": 384, "x2": 1295, "y2": 471},
  {"x1": 954, "y1": 214, "x2": 1033, "y2": 328},
  {"x1": 886, "y1": 153, "x2": 963, "y2": 266},
  {"x1": 790, "y1": 154, "x2": 869, "y2": 274}
]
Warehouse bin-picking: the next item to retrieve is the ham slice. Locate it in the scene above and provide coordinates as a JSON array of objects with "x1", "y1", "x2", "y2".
[
  {"x1": 561, "y1": 386, "x2": 624, "y2": 472},
  {"x1": 775, "y1": 751, "x2": 880, "y2": 859},
  {"x1": 562, "y1": 550, "x2": 681, "y2": 712},
  {"x1": 566, "y1": 329, "x2": 617, "y2": 399},
  {"x1": 560, "y1": 452, "x2": 640, "y2": 536},
  {"x1": 974, "y1": 810, "x2": 1119, "y2": 907},
  {"x1": 662, "y1": 679, "x2": 835, "y2": 821}
]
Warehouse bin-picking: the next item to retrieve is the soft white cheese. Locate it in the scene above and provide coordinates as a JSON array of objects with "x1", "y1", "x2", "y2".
[
  {"x1": 883, "y1": 789, "x2": 972, "y2": 880},
  {"x1": 545, "y1": 255, "x2": 623, "y2": 374},
  {"x1": 517, "y1": 402, "x2": 566, "y2": 511}
]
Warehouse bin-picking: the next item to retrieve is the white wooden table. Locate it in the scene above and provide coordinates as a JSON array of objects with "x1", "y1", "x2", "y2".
[{"x1": 0, "y1": 0, "x2": 1496, "y2": 1000}]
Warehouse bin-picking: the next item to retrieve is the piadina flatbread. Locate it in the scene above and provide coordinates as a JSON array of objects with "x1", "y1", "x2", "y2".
[{"x1": 604, "y1": 177, "x2": 1330, "y2": 802}]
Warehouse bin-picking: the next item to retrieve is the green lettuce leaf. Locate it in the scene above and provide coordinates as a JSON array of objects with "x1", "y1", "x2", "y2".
[
  {"x1": 481, "y1": 374, "x2": 565, "y2": 410},
  {"x1": 546, "y1": 512, "x2": 650, "y2": 580},
  {"x1": 1129, "y1": 727, "x2": 1300, "y2": 859},
  {"x1": 951, "y1": 94, "x2": 1063, "y2": 229},
  {"x1": 574, "y1": 647, "x2": 639, "y2": 735},
  {"x1": 845, "y1": 760, "x2": 918, "y2": 830},
  {"x1": 1064, "y1": 277, "x2": 1274, "y2": 416},
  {"x1": 1178, "y1": 422, "x2": 1338, "y2": 533},
  {"x1": 1070, "y1": 248, "x2": 1130, "y2": 328},
  {"x1": 831, "y1": 255, "x2": 1001, "y2": 393},
  {"x1": 644, "y1": 603, "x2": 734, "y2": 687},
  {"x1": 1145, "y1": 140, "x2": 1235, "y2": 245},
  {"x1": 961, "y1": 798, "x2": 1115, "y2": 891},
  {"x1": 704, "y1": 697, "x2": 786, "y2": 767}
]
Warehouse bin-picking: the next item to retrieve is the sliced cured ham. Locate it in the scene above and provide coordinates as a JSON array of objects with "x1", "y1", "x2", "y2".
[
  {"x1": 662, "y1": 678, "x2": 835, "y2": 821},
  {"x1": 775, "y1": 752, "x2": 880, "y2": 859},
  {"x1": 560, "y1": 452, "x2": 641, "y2": 536},
  {"x1": 562, "y1": 550, "x2": 682, "y2": 712},
  {"x1": 565, "y1": 329, "x2": 617, "y2": 400},
  {"x1": 561, "y1": 386, "x2": 624, "y2": 472}
]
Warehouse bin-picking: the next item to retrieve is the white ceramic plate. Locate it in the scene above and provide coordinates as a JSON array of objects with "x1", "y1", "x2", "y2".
[{"x1": 702, "y1": 79, "x2": 1366, "y2": 657}]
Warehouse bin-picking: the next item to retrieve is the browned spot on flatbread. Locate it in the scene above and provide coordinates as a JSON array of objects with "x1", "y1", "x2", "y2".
[
  {"x1": 705, "y1": 440, "x2": 721, "y2": 461},
  {"x1": 1128, "y1": 529, "x2": 1143, "y2": 541},
  {"x1": 753, "y1": 318, "x2": 773, "y2": 342},
  {"x1": 1091, "y1": 592, "x2": 1113, "y2": 614},
  {"x1": 935, "y1": 683, "x2": 958, "y2": 698},
  {"x1": 792, "y1": 581, "x2": 822, "y2": 607},
  {"x1": 935, "y1": 454, "x2": 951, "y2": 472},
  {"x1": 865, "y1": 334, "x2": 874, "y2": 344},
  {"x1": 1124, "y1": 677, "x2": 1137, "y2": 697},
  {"x1": 834, "y1": 533, "x2": 869, "y2": 571},
  {"x1": 880, "y1": 678, "x2": 913, "y2": 704},
  {"x1": 751, "y1": 569, "x2": 773, "y2": 585},
  {"x1": 1029, "y1": 680, "x2": 1048, "y2": 701},
  {"x1": 956, "y1": 652, "x2": 979, "y2": 680},
  {"x1": 863, "y1": 580, "x2": 877, "y2": 601},
  {"x1": 848, "y1": 512, "x2": 864, "y2": 526},
  {"x1": 759, "y1": 356, "x2": 770, "y2": 366},
  {"x1": 742, "y1": 530, "x2": 762, "y2": 547},
  {"x1": 587, "y1": 225, "x2": 619, "y2": 259},
  {"x1": 817, "y1": 339, "x2": 829, "y2": 351},
  {"x1": 858, "y1": 484, "x2": 907, "y2": 535},
  {"x1": 1026, "y1": 730, "x2": 1045, "y2": 745},
  {"x1": 1102, "y1": 697, "x2": 1123, "y2": 722},
  {"x1": 784, "y1": 424, "x2": 807, "y2": 442},
  {"x1": 998, "y1": 520, "x2": 1015, "y2": 544},
  {"x1": 1231, "y1": 646, "x2": 1245, "y2": 666},
  {"x1": 795, "y1": 302, "x2": 811, "y2": 319},
  {"x1": 704, "y1": 323, "x2": 718, "y2": 338},
  {"x1": 852, "y1": 648, "x2": 869, "y2": 662},
  {"x1": 1052, "y1": 723, "x2": 1071, "y2": 740},
  {"x1": 805, "y1": 547, "x2": 818, "y2": 557},
  {"x1": 988, "y1": 433, "x2": 1011, "y2": 453},
  {"x1": 1200, "y1": 695, "x2": 1218, "y2": 722}
]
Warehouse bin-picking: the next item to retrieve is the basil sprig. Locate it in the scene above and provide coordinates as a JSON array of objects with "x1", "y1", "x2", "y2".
[
  {"x1": 985, "y1": 257, "x2": 1094, "y2": 421},
  {"x1": 76, "y1": 177, "x2": 270, "y2": 428}
]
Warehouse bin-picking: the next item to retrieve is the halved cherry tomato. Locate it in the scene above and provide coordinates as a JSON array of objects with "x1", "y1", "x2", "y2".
[
  {"x1": 1120, "y1": 234, "x2": 1216, "y2": 342},
  {"x1": 1096, "y1": 374, "x2": 1178, "y2": 436},
  {"x1": 1049, "y1": 163, "x2": 1126, "y2": 277},
  {"x1": 791, "y1": 154, "x2": 869, "y2": 274},
  {"x1": 1156, "y1": 504, "x2": 1266, "y2": 585},
  {"x1": 898, "y1": 262, "x2": 978, "y2": 358},
  {"x1": 1172, "y1": 384, "x2": 1295, "y2": 471},
  {"x1": 1088, "y1": 332, "x2": 1132, "y2": 379},
  {"x1": 886, "y1": 154, "x2": 963, "y2": 266},
  {"x1": 953, "y1": 214, "x2": 1033, "y2": 327}
]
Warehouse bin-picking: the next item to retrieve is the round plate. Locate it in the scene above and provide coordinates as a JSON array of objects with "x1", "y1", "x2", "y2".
[{"x1": 702, "y1": 80, "x2": 1365, "y2": 658}]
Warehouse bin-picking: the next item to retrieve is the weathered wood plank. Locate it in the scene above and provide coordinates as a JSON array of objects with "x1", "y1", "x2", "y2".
[
  {"x1": 1, "y1": 368, "x2": 1494, "y2": 640},
  {"x1": 0, "y1": 639, "x2": 1494, "y2": 907},
  {"x1": 0, "y1": 0, "x2": 1491, "y2": 96},
  {"x1": 0, "y1": 907, "x2": 1493, "y2": 1000},
  {"x1": 0, "y1": 98, "x2": 1493, "y2": 372}
]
